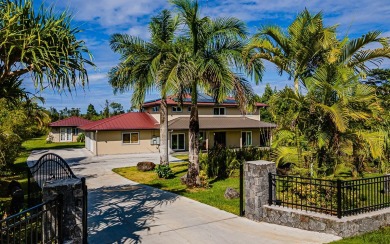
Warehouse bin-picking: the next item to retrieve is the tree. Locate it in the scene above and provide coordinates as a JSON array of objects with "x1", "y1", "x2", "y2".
[
  {"x1": 257, "y1": 84, "x2": 275, "y2": 122},
  {"x1": 85, "y1": 104, "x2": 98, "y2": 120},
  {"x1": 166, "y1": 0, "x2": 263, "y2": 186},
  {"x1": 245, "y1": 9, "x2": 338, "y2": 94},
  {"x1": 246, "y1": 10, "x2": 390, "y2": 95},
  {"x1": 102, "y1": 100, "x2": 110, "y2": 118},
  {"x1": 0, "y1": 0, "x2": 94, "y2": 101},
  {"x1": 110, "y1": 102, "x2": 124, "y2": 116},
  {"x1": 109, "y1": 9, "x2": 179, "y2": 166}
]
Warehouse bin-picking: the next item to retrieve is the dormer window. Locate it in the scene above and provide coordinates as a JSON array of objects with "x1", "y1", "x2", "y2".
[
  {"x1": 172, "y1": 106, "x2": 182, "y2": 112},
  {"x1": 152, "y1": 106, "x2": 159, "y2": 112},
  {"x1": 213, "y1": 107, "x2": 226, "y2": 115}
]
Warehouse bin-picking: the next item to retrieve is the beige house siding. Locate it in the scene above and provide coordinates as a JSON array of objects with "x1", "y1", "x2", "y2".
[
  {"x1": 96, "y1": 130, "x2": 160, "y2": 155},
  {"x1": 147, "y1": 105, "x2": 261, "y2": 123}
]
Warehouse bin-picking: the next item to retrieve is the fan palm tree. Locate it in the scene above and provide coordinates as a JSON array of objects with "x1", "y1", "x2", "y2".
[
  {"x1": 167, "y1": 0, "x2": 264, "y2": 186},
  {"x1": 108, "y1": 10, "x2": 178, "y2": 165}
]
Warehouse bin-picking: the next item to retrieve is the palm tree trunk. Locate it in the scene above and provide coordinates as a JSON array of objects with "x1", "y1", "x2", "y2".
[
  {"x1": 294, "y1": 76, "x2": 299, "y2": 95},
  {"x1": 186, "y1": 83, "x2": 201, "y2": 187},
  {"x1": 159, "y1": 98, "x2": 169, "y2": 165}
]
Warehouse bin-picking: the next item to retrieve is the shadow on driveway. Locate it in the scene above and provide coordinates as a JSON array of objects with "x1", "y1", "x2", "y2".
[{"x1": 88, "y1": 184, "x2": 179, "y2": 244}]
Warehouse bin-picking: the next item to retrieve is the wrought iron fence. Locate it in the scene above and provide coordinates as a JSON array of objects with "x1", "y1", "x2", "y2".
[
  {"x1": 0, "y1": 195, "x2": 63, "y2": 244},
  {"x1": 269, "y1": 173, "x2": 390, "y2": 218}
]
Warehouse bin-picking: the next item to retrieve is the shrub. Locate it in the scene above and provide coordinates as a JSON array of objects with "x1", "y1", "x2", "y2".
[
  {"x1": 202, "y1": 146, "x2": 271, "y2": 179},
  {"x1": 77, "y1": 133, "x2": 85, "y2": 142},
  {"x1": 0, "y1": 131, "x2": 22, "y2": 168},
  {"x1": 155, "y1": 165, "x2": 174, "y2": 179}
]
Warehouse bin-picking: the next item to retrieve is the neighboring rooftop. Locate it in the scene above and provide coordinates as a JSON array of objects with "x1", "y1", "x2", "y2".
[
  {"x1": 142, "y1": 94, "x2": 268, "y2": 108},
  {"x1": 168, "y1": 117, "x2": 277, "y2": 130},
  {"x1": 49, "y1": 116, "x2": 91, "y2": 127},
  {"x1": 79, "y1": 112, "x2": 159, "y2": 131}
]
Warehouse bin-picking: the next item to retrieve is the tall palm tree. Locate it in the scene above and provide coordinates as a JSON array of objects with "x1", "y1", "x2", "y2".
[
  {"x1": 109, "y1": 10, "x2": 178, "y2": 165},
  {"x1": 245, "y1": 9, "x2": 338, "y2": 94},
  {"x1": 246, "y1": 9, "x2": 390, "y2": 95},
  {"x1": 167, "y1": 0, "x2": 264, "y2": 186}
]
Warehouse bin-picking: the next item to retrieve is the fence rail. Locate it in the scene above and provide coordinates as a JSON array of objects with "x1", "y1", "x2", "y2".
[
  {"x1": 0, "y1": 195, "x2": 62, "y2": 244},
  {"x1": 269, "y1": 173, "x2": 390, "y2": 218}
]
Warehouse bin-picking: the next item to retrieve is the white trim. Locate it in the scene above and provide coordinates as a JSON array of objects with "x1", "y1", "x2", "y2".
[
  {"x1": 60, "y1": 127, "x2": 73, "y2": 142},
  {"x1": 241, "y1": 131, "x2": 252, "y2": 146},
  {"x1": 213, "y1": 107, "x2": 226, "y2": 115},
  {"x1": 171, "y1": 133, "x2": 185, "y2": 150},
  {"x1": 122, "y1": 132, "x2": 140, "y2": 145}
]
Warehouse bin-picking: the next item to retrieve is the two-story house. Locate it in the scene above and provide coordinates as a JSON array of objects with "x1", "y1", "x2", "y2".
[{"x1": 80, "y1": 94, "x2": 276, "y2": 156}]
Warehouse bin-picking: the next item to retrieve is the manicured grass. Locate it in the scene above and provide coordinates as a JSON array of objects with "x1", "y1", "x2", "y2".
[
  {"x1": 0, "y1": 135, "x2": 84, "y2": 214},
  {"x1": 113, "y1": 161, "x2": 241, "y2": 215},
  {"x1": 331, "y1": 227, "x2": 390, "y2": 244}
]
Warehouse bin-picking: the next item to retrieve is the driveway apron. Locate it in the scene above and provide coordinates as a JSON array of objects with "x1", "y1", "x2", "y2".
[{"x1": 28, "y1": 149, "x2": 341, "y2": 244}]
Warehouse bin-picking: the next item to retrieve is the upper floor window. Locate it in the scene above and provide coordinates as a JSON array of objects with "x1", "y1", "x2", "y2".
[
  {"x1": 172, "y1": 106, "x2": 182, "y2": 112},
  {"x1": 152, "y1": 106, "x2": 159, "y2": 112},
  {"x1": 213, "y1": 107, "x2": 226, "y2": 115}
]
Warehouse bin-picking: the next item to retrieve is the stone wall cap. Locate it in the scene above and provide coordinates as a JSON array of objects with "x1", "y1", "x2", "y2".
[
  {"x1": 43, "y1": 178, "x2": 82, "y2": 188},
  {"x1": 246, "y1": 160, "x2": 275, "y2": 166}
]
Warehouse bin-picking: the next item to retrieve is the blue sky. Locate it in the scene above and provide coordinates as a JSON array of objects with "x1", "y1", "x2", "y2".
[{"x1": 24, "y1": 0, "x2": 390, "y2": 113}]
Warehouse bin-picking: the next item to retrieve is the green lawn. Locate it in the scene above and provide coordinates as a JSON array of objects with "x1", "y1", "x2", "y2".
[
  {"x1": 0, "y1": 135, "x2": 84, "y2": 214},
  {"x1": 330, "y1": 227, "x2": 390, "y2": 244},
  {"x1": 113, "y1": 157, "x2": 241, "y2": 215}
]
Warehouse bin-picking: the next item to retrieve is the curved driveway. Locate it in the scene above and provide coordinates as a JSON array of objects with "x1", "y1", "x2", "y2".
[{"x1": 28, "y1": 148, "x2": 341, "y2": 244}]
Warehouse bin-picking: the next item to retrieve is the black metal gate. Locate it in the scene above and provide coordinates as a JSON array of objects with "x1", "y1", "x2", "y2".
[
  {"x1": 27, "y1": 153, "x2": 78, "y2": 207},
  {"x1": 25, "y1": 153, "x2": 88, "y2": 243}
]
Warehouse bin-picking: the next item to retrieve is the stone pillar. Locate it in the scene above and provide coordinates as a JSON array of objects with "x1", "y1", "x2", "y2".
[
  {"x1": 245, "y1": 160, "x2": 276, "y2": 221},
  {"x1": 43, "y1": 178, "x2": 86, "y2": 244}
]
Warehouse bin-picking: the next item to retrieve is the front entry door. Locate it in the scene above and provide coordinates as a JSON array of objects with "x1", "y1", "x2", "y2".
[
  {"x1": 214, "y1": 132, "x2": 226, "y2": 147},
  {"x1": 171, "y1": 133, "x2": 185, "y2": 150}
]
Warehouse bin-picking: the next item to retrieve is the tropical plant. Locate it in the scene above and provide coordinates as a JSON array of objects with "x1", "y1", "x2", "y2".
[
  {"x1": 109, "y1": 9, "x2": 179, "y2": 166},
  {"x1": 0, "y1": 0, "x2": 94, "y2": 101},
  {"x1": 270, "y1": 64, "x2": 385, "y2": 177},
  {"x1": 165, "y1": 0, "x2": 263, "y2": 186},
  {"x1": 245, "y1": 9, "x2": 338, "y2": 94},
  {"x1": 154, "y1": 164, "x2": 174, "y2": 179}
]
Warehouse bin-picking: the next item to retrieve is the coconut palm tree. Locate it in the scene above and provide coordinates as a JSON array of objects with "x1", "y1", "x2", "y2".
[
  {"x1": 108, "y1": 10, "x2": 178, "y2": 165},
  {"x1": 167, "y1": 0, "x2": 264, "y2": 186}
]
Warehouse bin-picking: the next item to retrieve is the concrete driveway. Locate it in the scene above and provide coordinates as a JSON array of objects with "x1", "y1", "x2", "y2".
[{"x1": 28, "y1": 149, "x2": 341, "y2": 244}]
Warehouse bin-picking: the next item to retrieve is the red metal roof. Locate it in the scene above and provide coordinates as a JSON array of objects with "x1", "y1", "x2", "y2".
[
  {"x1": 49, "y1": 116, "x2": 91, "y2": 127},
  {"x1": 79, "y1": 112, "x2": 159, "y2": 131}
]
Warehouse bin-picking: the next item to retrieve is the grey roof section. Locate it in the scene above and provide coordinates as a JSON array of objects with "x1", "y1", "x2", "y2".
[{"x1": 168, "y1": 117, "x2": 277, "y2": 130}]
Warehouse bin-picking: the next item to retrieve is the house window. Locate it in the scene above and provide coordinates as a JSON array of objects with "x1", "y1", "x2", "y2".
[
  {"x1": 60, "y1": 128, "x2": 72, "y2": 142},
  {"x1": 172, "y1": 106, "x2": 182, "y2": 112},
  {"x1": 73, "y1": 128, "x2": 79, "y2": 135},
  {"x1": 171, "y1": 133, "x2": 185, "y2": 150},
  {"x1": 152, "y1": 106, "x2": 159, "y2": 112},
  {"x1": 242, "y1": 131, "x2": 252, "y2": 146},
  {"x1": 213, "y1": 107, "x2": 226, "y2": 115},
  {"x1": 122, "y1": 132, "x2": 139, "y2": 144},
  {"x1": 187, "y1": 106, "x2": 191, "y2": 112}
]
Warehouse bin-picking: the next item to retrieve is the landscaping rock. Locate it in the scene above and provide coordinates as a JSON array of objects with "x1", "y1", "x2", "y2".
[
  {"x1": 224, "y1": 187, "x2": 240, "y2": 199},
  {"x1": 137, "y1": 162, "x2": 156, "y2": 172}
]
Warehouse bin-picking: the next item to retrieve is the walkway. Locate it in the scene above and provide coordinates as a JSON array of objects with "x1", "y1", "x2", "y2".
[{"x1": 28, "y1": 149, "x2": 341, "y2": 244}]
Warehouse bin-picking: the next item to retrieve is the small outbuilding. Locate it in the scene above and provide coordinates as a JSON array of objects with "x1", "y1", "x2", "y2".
[{"x1": 49, "y1": 116, "x2": 91, "y2": 142}]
